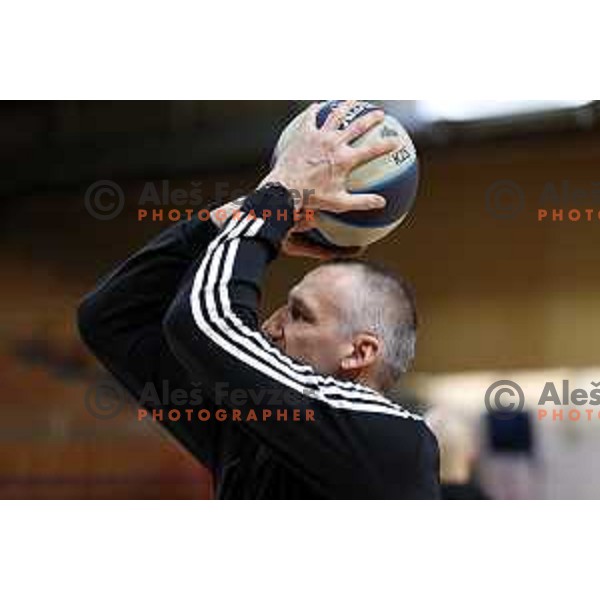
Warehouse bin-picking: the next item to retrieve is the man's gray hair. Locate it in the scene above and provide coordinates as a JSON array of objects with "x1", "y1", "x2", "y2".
[{"x1": 320, "y1": 258, "x2": 418, "y2": 392}]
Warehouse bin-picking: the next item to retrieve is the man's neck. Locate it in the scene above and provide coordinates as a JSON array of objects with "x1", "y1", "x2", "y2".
[{"x1": 338, "y1": 369, "x2": 382, "y2": 394}]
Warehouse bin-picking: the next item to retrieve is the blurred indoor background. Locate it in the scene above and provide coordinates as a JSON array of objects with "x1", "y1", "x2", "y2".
[{"x1": 1, "y1": 100, "x2": 599, "y2": 499}]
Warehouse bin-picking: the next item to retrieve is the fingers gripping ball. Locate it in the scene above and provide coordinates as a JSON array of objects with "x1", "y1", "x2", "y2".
[{"x1": 273, "y1": 100, "x2": 419, "y2": 249}]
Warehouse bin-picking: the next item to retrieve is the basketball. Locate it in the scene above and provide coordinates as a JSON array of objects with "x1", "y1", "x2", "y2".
[{"x1": 273, "y1": 100, "x2": 419, "y2": 249}]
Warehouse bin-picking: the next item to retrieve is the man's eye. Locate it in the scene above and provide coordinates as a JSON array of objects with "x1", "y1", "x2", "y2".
[{"x1": 290, "y1": 305, "x2": 303, "y2": 321}]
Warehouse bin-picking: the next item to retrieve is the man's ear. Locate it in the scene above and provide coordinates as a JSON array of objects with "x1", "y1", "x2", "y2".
[{"x1": 340, "y1": 333, "x2": 380, "y2": 371}]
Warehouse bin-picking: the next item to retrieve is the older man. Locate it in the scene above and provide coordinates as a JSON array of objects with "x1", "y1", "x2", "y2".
[{"x1": 78, "y1": 102, "x2": 440, "y2": 499}]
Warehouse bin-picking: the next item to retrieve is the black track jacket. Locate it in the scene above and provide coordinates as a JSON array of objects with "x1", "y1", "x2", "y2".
[{"x1": 78, "y1": 184, "x2": 440, "y2": 499}]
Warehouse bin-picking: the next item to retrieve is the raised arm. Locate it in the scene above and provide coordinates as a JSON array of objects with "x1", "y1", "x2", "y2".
[{"x1": 77, "y1": 214, "x2": 230, "y2": 471}]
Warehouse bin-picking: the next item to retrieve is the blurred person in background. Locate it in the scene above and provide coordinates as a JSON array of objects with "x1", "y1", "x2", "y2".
[{"x1": 426, "y1": 407, "x2": 487, "y2": 500}]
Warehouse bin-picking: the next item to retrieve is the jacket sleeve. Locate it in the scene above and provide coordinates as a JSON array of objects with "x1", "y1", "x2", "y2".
[
  {"x1": 77, "y1": 215, "x2": 235, "y2": 472},
  {"x1": 163, "y1": 185, "x2": 440, "y2": 498}
]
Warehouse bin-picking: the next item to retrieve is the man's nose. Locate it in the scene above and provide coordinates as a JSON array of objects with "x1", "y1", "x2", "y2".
[{"x1": 262, "y1": 306, "x2": 286, "y2": 341}]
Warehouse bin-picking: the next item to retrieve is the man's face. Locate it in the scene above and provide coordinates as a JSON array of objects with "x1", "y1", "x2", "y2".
[{"x1": 261, "y1": 266, "x2": 355, "y2": 377}]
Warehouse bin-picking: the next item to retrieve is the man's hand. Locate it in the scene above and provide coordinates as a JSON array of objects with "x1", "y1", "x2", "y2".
[
  {"x1": 281, "y1": 231, "x2": 365, "y2": 261},
  {"x1": 261, "y1": 101, "x2": 400, "y2": 214}
]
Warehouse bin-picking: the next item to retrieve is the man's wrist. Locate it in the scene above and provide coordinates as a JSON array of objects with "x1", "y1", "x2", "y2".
[
  {"x1": 209, "y1": 181, "x2": 301, "y2": 231},
  {"x1": 259, "y1": 173, "x2": 303, "y2": 211},
  {"x1": 210, "y1": 197, "x2": 246, "y2": 229}
]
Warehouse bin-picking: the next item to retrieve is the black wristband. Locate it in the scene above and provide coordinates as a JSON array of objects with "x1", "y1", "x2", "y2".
[
  {"x1": 241, "y1": 183, "x2": 296, "y2": 253},
  {"x1": 243, "y1": 182, "x2": 295, "y2": 214}
]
